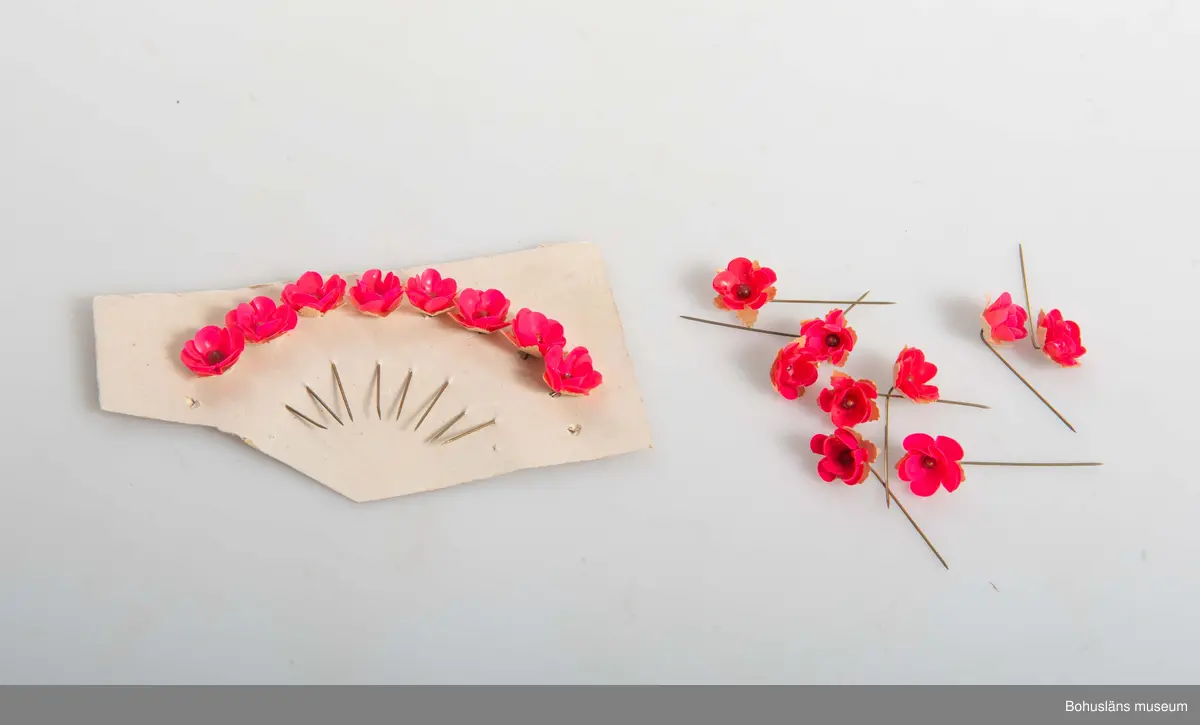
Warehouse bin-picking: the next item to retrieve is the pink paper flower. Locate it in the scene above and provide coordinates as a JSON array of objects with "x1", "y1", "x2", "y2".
[
  {"x1": 224, "y1": 296, "x2": 298, "y2": 344},
  {"x1": 450, "y1": 288, "x2": 512, "y2": 333},
  {"x1": 712, "y1": 257, "x2": 777, "y2": 327},
  {"x1": 543, "y1": 344, "x2": 603, "y2": 396},
  {"x1": 896, "y1": 433, "x2": 966, "y2": 497},
  {"x1": 809, "y1": 427, "x2": 878, "y2": 486},
  {"x1": 349, "y1": 269, "x2": 405, "y2": 317},
  {"x1": 817, "y1": 372, "x2": 880, "y2": 428},
  {"x1": 769, "y1": 341, "x2": 820, "y2": 400},
  {"x1": 281, "y1": 272, "x2": 346, "y2": 316},
  {"x1": 504, "y1": 308, "x2": 566, "y2": 357},
  {"x1": 1037, "y1": 309, "x2": 1086, "y2": 367},
  {"x1": 893, "y1": 346, "x2": 939, "y2": 404},
  {"x1": 180, "y1": 325, "x2": 245, "y2": 377},
  {"x1": 981, "y1": 292, "x2": 1029, "y2": 344},
  {"x1": 405, "y1": 268, "x2": 458, "y2": 316},
  {"x1": 800, "y1": 309, "x2": 857, "y2": 366}
]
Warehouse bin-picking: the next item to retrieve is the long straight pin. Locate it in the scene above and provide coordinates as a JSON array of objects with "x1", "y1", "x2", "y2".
[
  {"x1": 842, "y1": 289, "x2": 871, "y2": 316},
  {"x1": 979, "y1": 329, "x2": 1074, "y2": 432},
  {"x1": 285, "y1": 404, "x2": 328, "y2": 430},
  {"x1": 373, "y1": 362, "x2": 382, "y2": 420},
  {"x1": 331, "y1": 362, "x2": 353, "y2": 422},
  {"x1": 963, "y1": 461, "x2": 1102, "y2": 467},
  {"x1": 879, "y1": 393, "x2": 990, "y2": 410},
  {"x1": 305, "y1": 385, "x2": 344, "y2": 426},
  {"x1": 440, "y1": 418, "x2": 496, "y2": 445},
  {"x1": 869, "y1": 467, "x2": 948, "y2": 570},
  {"x1": 395, "y1": 369, "x2": 413, "y2": 421},
  {"x1": 1019, "y1": 243, "x2": 1040, "y2": 350},
  {"x1": 413, "y1": 381, "x2": 449, "y2": 431},
  {"x1": 427, "y1": 410, "x2": 466, "y2": 443},
  {"x1": 775, "y1": 298, "x2": 895, "y2": 305},
  {"x1": 679, "y1": 316, "x2": 795, "y2": 338}
]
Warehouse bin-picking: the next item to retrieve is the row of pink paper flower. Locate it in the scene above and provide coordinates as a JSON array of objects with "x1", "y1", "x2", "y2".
[{"x1": 179, "y1": 269, "x2": 603, "y2": 396}]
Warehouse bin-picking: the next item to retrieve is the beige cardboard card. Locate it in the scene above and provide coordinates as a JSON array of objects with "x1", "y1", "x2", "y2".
[{"x1": 94, "y1": 242, "x2": 652, "y2": 502}]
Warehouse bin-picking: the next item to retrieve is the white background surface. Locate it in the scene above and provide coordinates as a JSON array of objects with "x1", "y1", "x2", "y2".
[{"x1": 2, "y1": 1, "x2": 1198, "y2": 684}]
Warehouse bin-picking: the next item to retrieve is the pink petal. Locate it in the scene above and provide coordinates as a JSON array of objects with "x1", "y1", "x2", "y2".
[
  {"x1": 935, "y1": 435, "x2": 964, "y2": 461},
  {"x1": 902, "y1": 433, "x2": 934, "y2": 452}
]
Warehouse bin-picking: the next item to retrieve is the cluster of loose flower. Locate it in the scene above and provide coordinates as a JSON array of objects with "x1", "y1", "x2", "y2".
[
  {"x1": 179, "y1": 268, "x2": 603, "y2": 396},
  {"x1": 982, "y1": 291, "x2": 1086, "y2": 367}
]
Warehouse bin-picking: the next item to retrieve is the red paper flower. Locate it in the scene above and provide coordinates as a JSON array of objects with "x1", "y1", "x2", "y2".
[
  {"x1": 282, "y1": 271, "x2": 346, "y2": 316},
  {"x1": 799, "y1": 309, "x2": 857, "y2": 365},
  {"x1": 893, "y1": 346, "x2": 939, "y2": 404},
  {"x1": 450, "y1": 288, "x2": 512, "y2": 333},
  {"x1": 180, "y1": 325, "x2": 245, "y2": 377},
  {"x1": 769, "y1": 341, "x2": 820, "y2": 400},
  {"x1": 543, "y1": 344, "x2": 603, "y2": 396},
  {"x1": 809, "y1": 427, "x2": 878, "y2": 486},
  {"x1": 504, "y1": 308, "x2": 566, "y2": 357},
  {"x1": 712, "y1": 257, "x2": 777, "y2": 327},
  {"x1": 817, "y1": 372, "x2": 880, "y2": 428},
  {"x1": 224, "y1": 296, "x2": 298, "y2": 344},
  {"x1": 349, "y1": 269, "x2": 405, "y2": 317},
  {"x1": 1036, "y1": 309, "x2": 1086, "y2": 367},
  {"x1": 896, "y1": 433, "x2": 965, "y2": 497},
  {"x1": 405, "y1": 268, "x2": 458, "y2": 316},
  {"x1": 981, "y1": 292, "x2": 1029, "y2": 344}
]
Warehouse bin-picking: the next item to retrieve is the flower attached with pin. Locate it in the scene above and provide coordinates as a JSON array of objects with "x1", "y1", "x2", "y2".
[
  {"x1": 817, "y1": 372, "x2": 879, "y2": 428},
  {"x1": 799, "y1": 309, "x2": 856, "y2": 365},
  {"x1": 809, "y1": 427, "x2": 877, "y2": 485},
  {"x1": 712, "y1": 257, "x2": 777, "y2": 327},
  {"x1": 224, "y1": 296, "x2": 298, "y2": 344},
  {"x1": 180, "y1": 325, "x2": 246, "y2": 377},
  {"x1": 543, "y1": 344, "x2": 603, "y2": 396},
  {"x1": 450, "y1": 288, "x2": 512, "y2": 333},
  {"x1": 282, "y1": 271, "x2": 346, "y2": 316},
  {"x1": 504, "y1": 308, "x2": 566, "y2": 357},
  {"x1": 1036, "y1": 309, "x2": 1086, "y2": 367},
  {"x1": 893, "y1": 346, "x2": 939, "y2": 404},
  {"x1": 895, "y1": 433, "x2": 965, "y2": 496},
  {"x1": 349, "y1": 269, "x2": 405, "y2": 317},
  {"x1": 769, "y1": 341, "x2": 820, "y2": 400},
  {"x1": 981, "y1": 292, "x2": 1029, "y2": 344},
  {"x1": 405, "y1": 268, "x2": 458, "y2": 316}
]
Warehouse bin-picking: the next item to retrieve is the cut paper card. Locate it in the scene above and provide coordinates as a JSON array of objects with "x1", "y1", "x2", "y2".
[{"x1": 94, "y1": 242, "x2": 652, "y2": 502}]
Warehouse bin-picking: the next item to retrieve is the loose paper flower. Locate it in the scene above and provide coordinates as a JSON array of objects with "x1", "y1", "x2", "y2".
[
  {"x1": 349, "y1": 269, "x2": 405, "y2": 317},
  {"x1": 543, "y1": 344, "x2": 603, "y2": 396},
  {"x1": 817, "y1": 372, "x2": 880, "y2": 428},
  {"x1": 712, "y1": 257, "x2": 777, "y2": 327},
  {"x1": 281, "y1": 272, "x2": 346, "y2": 316},
  {"x1": 180, "y1": 325, "x2": 245, "y2": 377},
  {"x1": 504, "y1": 308, "x2": 566, "y2": 357},
  {"x1": 809, "y1": 427, "x2": 878, "y2": 486},
  {"x1": 893, "y1": 346, "x2": 939, "y2": 404},
  {"x1": 224, "y1": 296, "x2": 298, "y2": 344},
  {"x1": 896, "y1": 433, "x2": 965, "y2": 497},
  {"x1": 405, "y1": 268, "x2": 458, "y2": 316},
  {"x1": 769, "y1": 341, "x2": 820, "y2": 400},
  {"x1": 981, "y1": 292, "x2": 1029, "y2": 344},
  {"x1": 1036, "y1": 309, "x2": 1086, "y2": 367},
  {"x1": 450, "y1": 288, "x2": 512, "y2": 333},
  {"x1": 799, "y1": 309, "x2": 857, "y2": 366}
]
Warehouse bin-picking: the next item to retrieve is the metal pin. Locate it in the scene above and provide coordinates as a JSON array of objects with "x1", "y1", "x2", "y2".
[
  {"x1": 285, "y1": 404, "x2": 327, "y2": 430},
  {"x1": 679, "y1": 315, "x2": 796, "y2": 339},
  {"x1": 979, "y1": 329, "x2": 1074, "y2": 432},
  {"x1": 331, "y1": 362, "x2": 353, "y2": 422},
  {"x1": 842, "y1": 289, "x2": 871, "y2": 316},
  {"x1": 1019, "y1": 243, "x2": 1040, "y2": 350},
  {"x1": 549, "y1": 391, "x2": 562, "y2": 398},
  {"x1": 440, "y1": 418, "x2": 496, "y2": 445},
  {"x1": 427, "y1": 410, "x2": 466, "y2": 443},
  {"x1": 305, "y1": 385, "x2": 343, "y2": 426},
  {"x1": 774, "y1": 298, "x2": 895, "y2": 305},
  {"x1": 373, "y1": 362, "x2": 382, "y2": 420},
  {"x1": 879, "y1": 393, "x2": 990, "y2": 410},
  {"x1": 963, "y1": 461, "x2": 1102, "y2": 467},
  {"x1": 413, "y1": 381, "x2": 449, "y2": 431},
  {"x1": 869, "y1": 467, "x2": 948, "y2": 570},
  {"x1": 395, "y1": 369, "x2": 413, "y2": 421}
]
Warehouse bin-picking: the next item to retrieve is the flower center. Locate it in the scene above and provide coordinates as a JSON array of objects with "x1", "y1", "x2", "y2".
[
  {"x1": 474, "y1": 310, "x2": 487, "y2": 319},
  {"x1": 921, "y1": 456, "x2": 938, "y2": 469},
  {"x1": 840, "y1": 397, "x2": 856, "y2": 409},
  {"x1": 205, "y1": 350, "x2": 226, "y2": 365},
  {"x1": 563, "y1": 372, "x2": 573, "y2": 379},
  {"x1": 824, "y1": 333, "x2": 840, "y2": 348},
  {"x1": 734, "y1": 283, "x2": 752, "y2": 300},
  {"x1": 837, "y1": 450, "x2": 855, "y2": 467}
]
